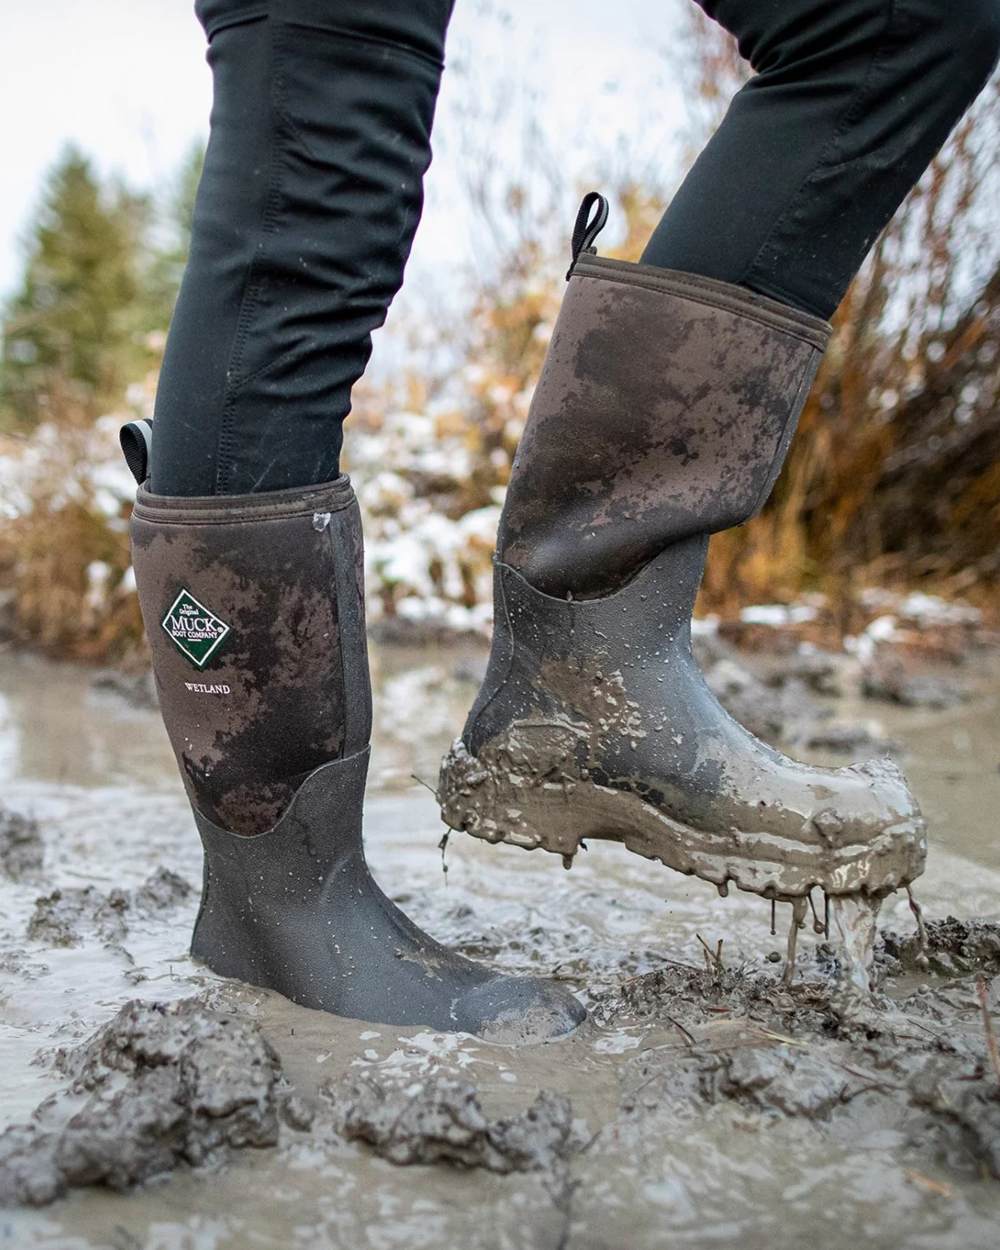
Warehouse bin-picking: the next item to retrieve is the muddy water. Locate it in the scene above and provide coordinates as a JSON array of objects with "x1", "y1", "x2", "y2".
[{"x1": 1, "y1": 644, "x2": 999, "y2": 1249}]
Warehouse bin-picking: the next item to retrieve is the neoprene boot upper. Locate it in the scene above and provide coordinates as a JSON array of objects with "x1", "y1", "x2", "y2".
[{"x1": 498, "y1": 255, "x2": 830, "y2": 598}]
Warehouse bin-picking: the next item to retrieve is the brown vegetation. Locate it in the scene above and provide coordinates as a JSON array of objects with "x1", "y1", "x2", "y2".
[
  {"x1": 676, "y1": 11, "x2": 1000, "y2": 619},
  {"x1": 2, "y1": 14, "x2": 996, "y2": 660}
]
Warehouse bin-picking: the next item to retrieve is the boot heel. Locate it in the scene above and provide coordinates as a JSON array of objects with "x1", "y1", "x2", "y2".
[{"x1": 439, "y1": 736, "x2": 586, "y2": 859}]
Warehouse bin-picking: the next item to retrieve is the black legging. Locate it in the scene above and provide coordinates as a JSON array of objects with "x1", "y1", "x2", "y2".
[{"x1": 151, "y1": 0, "x2": 1000, "y2": 497}]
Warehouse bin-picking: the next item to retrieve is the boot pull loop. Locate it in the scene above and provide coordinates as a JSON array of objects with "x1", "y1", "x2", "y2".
[
  {"x1": 120, "y1": 418, "x2": 153, "y2": 486},
  {"x1": 567, "y1": 191, "x2": 609, "y2": 279}
]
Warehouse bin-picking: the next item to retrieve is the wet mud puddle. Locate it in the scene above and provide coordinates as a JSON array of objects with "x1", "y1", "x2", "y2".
[{"x1": 1, "y1": 645, "x2": 999, "y2": 1249}]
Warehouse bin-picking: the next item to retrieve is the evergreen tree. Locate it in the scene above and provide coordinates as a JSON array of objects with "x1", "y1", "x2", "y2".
[{"x1": 0, "y1": 145, "x2": 152, "y2": 428}]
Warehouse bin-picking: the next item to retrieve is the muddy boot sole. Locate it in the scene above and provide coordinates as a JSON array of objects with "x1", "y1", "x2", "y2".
[{"x1": 438, "y1": 736, "x2": 926, "y2": 901}]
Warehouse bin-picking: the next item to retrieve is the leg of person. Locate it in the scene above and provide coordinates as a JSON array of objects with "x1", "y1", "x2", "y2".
[
  {"x1": 121, "y1": 0, "x2": 584, "y2": 1038},
  {"x1": 151, "y1": 0, "x2": 453, "y2": 496},
  {"x1": 439, "y1": 3, "x2": 998, "y2": 916},
  {"x1": 643, "y1": 0, "x2": 1000, "y2": 318}
]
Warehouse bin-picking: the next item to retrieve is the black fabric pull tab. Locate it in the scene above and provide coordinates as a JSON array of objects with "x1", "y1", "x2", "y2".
[
  {"x1": 567, "y1": 191, "x2": 609, "y2": 278},
  {"x1": 120, "y1": 419, "x2": 153, "y2": 486}
]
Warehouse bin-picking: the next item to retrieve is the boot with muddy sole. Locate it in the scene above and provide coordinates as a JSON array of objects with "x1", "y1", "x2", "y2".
[
  {"x1": 124, "y1": 453, "x2": 584, "y2": 1043},
  {"x1": 438, "y1": 196, "x2": 927, "y2": 913}
]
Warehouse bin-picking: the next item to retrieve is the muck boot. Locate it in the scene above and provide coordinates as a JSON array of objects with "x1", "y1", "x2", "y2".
[
  {"x1": 438, "y1": 195, "x2": 927, "y2": 913},
  {"x1": 122, "y1": 437, "x2": 584, "y2": 1041}
]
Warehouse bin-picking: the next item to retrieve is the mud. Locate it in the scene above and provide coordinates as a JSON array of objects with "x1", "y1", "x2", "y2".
[
  {"x1": 90, "y1": 668, "x2": 159, "y2": 712},
  {"x1": 26, "y1": 868, "x2": 192, "y2": 948},
  {"x1": 2, "y1": 643, "x2": 1000, "y2": 1249},
  {"x1": 319, "y1": 1073, "x2": 576, "y2": 1173},
  {"x1": 597, "y1": 937, "x2": 1000, "y2": 1179},
  {"x1": 0, "y1": 999, "x2": 282, "y2": 1206},
  {"x1": 881, "y1": 916, "x2": 1000, "y2": 977},
  {"x1": 863, "y1": 658, "x2": 969, "y2": 710},
  {"x1": 909, "y1": 1055, "x2": 1000, "y2": 1178},
  {"x1": 702, "y1": 650, "x2": 830, "y2": 746},
  {"x1": 0, "y1": 809, "x2": 43, "y2": 881}
]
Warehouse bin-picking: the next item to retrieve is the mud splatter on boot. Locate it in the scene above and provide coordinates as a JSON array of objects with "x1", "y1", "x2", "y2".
[
  {"x1": 128, "y1": 476, "x2": 583, "y2": 1040},
  {"x1": 440, "y1": 198, "x2": 926, "y2": 926}
]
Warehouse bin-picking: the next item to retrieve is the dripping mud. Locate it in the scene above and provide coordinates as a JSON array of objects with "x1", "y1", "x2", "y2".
[{"x1": 1, "y1": 635, "x2": 1000, "y2": 1249}]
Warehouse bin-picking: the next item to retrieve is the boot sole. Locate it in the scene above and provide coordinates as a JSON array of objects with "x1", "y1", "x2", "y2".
[{"x1": 438, "y1": 736, "x2": 926, "y2": 901}]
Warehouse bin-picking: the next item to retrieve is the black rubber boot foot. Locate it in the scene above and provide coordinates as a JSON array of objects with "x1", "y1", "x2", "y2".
[{"x1": 191, "y1": 749, "x2": 585, "y2": 1043}]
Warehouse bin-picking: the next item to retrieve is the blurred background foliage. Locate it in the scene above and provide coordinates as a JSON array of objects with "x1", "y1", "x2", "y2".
[{"x1": 0, "y1": 11, "x2": 996, "y2": 661}]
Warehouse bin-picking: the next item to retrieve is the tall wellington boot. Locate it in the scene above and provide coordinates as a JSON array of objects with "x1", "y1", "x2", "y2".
[
  {"x1": 439, "y1": 198, "x2": 926, "y2": 906},
  {"x1": 127, "y1": 469, "x2": 584, "y2": 1041}
]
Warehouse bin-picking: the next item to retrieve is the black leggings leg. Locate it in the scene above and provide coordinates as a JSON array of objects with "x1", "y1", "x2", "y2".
[
  {"x1": 151, "y1": 0, "x2": 454, "y2": 496},
  {"x1": 151, "y1": 0, "x2": 999, "y2": 496},
  {"x1": 643, "y1": 0, "x2": 1000, "y2": 318}
]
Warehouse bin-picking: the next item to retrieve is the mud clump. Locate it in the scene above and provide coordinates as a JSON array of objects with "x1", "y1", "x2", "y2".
[
  {"x1": 600, "y1": 940, "x2": 1000, "y2": 1181},
  {"x1": 702, "y1": 655, "x2": 828, "y2": 747},
  {"x1": 909, "y1": 1056, "x2": 1000, "y2": 1179},
  {"x1": 0, "y1": 950, "x2": 48, "y2": 979},
  {"x1": 0, "y1": 808, "x2": 43, "y2": 881},
  {"x1": 320, "y1": 1072, "x2": 576, "y2": 1174},
  {"x1": 701, "y1": 1045, "x2": 852, "y2": 1119},
  {"x1": 130, "y1": 866, "x2": 192, "y2": 913},
  {"x1": 592, "y1": 960, "x2": 851, "y2": 1039},
  {"x1": 880, "y1": 917, "x2": 1000, "y2": 977},
  {"x1": 27, "y1": 886, "x2": 130, "y2": 947},
  {"x1": 0, "y1": 998, "x2": 283, "y2": 1207},
  {"x1": 26, "y1": 867, "x2": 193, "y2": 948},
  {"x1": 91, "y1": 667, "x2": 158, "y2": 710},
  {"x1": 622, "y1": 1040, "x2": 856, "y2": 1121},
  {"x1": 862, "y1": 657, "x2": 967, "y2": 709}
]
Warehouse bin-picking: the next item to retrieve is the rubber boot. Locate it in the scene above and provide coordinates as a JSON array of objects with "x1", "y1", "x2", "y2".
[
  {"x1": 438, "y1": 198, "x2": 926, "y2": 905},
  {"x1": 127, "y1": 470, "x2": 584, "y2": 1041}
]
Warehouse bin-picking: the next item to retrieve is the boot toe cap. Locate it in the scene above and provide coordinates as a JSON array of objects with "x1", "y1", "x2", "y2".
[{"x1": 455, "y1": 975, "x2": 586, "y2": 1044}]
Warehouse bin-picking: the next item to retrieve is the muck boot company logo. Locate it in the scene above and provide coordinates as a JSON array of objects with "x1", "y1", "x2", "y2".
[{"x1": 161, "y1": 589, "x2": 231, "y2": 668}]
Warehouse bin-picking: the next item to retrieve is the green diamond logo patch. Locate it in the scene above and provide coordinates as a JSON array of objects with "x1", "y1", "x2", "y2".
[{"x1": 161, "y1": 589, "x2": 230, "y2": 669}]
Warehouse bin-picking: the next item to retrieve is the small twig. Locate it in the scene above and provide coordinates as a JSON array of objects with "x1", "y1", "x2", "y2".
[
  {"x1": 756, "y1": 1028, "x2": 809, "y2": 1049},
  {"x1": 696, "y1": 933, "x2": 725, "y2": 975},
  {"x1": 652, "y1": 958, "x2": 704, "y2": 974},
  {"x1": 575, "y1": 1125, "x2": 605, "y2": 1156},
  {"x1": 904, "y1": 1169, "x2": 954, "y2": 1199},
  {"x1": 909, "y1": 1018, "x2": 948, "y2": 1041},
  {"x1": 662, "y1": 1013, "x2": 698, "y2": 1050},
  {"x1": 411, "y1": 772, "x2": 436, "y2": 795},
  {"x1": 833, "y1": 1061, "x2": 905, "y2": 1093},
  {"x1": 976, "y1": 976, "x2": 1000, "y2": 1089}
]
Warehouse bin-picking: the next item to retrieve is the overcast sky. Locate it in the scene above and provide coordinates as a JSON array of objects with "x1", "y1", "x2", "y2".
[{"x1": 2, "y1": 0, "x2": 690, "y2": 303}]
